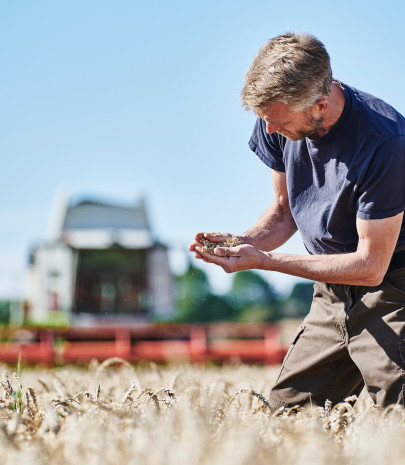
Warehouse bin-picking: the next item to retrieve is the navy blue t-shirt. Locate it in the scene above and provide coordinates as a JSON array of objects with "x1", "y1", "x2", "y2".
[{"x1": 248, "y1": 83, "x2": 405, "y2": 255}]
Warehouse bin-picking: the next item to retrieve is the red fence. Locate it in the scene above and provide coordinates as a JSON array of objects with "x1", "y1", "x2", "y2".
[{"x1": 0, "y1": 323, "x2": 289, "y2": 365}]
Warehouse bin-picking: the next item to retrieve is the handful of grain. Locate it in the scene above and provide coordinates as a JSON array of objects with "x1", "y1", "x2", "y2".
[{"x1": 201, "y1": 236, "x2": 243, "y2": 254}]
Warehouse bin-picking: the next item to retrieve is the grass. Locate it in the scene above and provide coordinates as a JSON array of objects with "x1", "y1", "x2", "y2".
[{"x1": 0, "y1": 360, "x2": 404, "y2": 464}]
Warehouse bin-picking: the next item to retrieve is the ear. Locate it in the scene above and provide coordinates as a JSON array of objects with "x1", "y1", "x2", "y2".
[{"x1": 313, "y1": 95, "x2": 329, "y2": 114}]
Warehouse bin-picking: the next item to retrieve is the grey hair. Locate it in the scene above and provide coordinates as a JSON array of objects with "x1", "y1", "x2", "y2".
[{"x1": 241, "y1": 32, "x2": 333, "y2": 112}]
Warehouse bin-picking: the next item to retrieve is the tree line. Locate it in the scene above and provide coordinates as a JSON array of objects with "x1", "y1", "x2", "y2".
[{"x1": 174, "y1": 263, "x2": 314, "y2": 323}]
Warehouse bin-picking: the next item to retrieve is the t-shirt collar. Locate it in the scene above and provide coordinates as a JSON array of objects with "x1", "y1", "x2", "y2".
[{"x1": 307, "y1": 81, "x2": 352, "y2": 146}]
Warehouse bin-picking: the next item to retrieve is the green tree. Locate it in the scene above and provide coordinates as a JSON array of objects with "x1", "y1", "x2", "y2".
[
  {"x1": 175, "y1": 263, "x2": 234, "y2": 323},
  {"x1": 226, "y1": 270, "x2": 280, "y2": 322},
  {"x1": 0, "y1": 301, "x2": 10, "y2": 325},
  {"x1": 281, "y1": 282, "x2": 314, "y2": 319}
]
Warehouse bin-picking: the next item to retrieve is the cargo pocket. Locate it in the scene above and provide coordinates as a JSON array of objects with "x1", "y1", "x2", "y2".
[{"x1": 275, "y1": 324, "x2": 306, "y2": 384}]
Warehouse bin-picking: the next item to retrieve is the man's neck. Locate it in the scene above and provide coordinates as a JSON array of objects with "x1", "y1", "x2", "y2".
[{"x1": 312, "y1": 81, "x2": 346, "y2": 139}]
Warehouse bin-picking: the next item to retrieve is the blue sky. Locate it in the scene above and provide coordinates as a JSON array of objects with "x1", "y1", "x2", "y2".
[{"x1": 1, "y1": 0, "x2": 405, "y2": 298}]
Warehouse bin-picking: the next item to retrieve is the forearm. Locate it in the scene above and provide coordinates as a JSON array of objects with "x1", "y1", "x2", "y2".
[
  {"x1": 242, "y1": 203, "x2": 298, "y2": 251},
  {"x1": 259, "y1": 250, "x2": 386, "y2": 286},
  {"x1": 196, "y1": 214, "x2": 401, "y2": 287}
]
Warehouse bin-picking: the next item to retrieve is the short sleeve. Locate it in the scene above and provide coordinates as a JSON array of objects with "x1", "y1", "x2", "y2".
[
  {"x1": 248, "y1": 118, "x2": 286, "y2": 172},
  {"x1": 357, "y1": 135, "x2": 405, "y2": 219}
]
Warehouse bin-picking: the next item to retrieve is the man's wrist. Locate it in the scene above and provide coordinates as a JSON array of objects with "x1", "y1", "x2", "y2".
[{"x1": 258, "y1": 251, "x2": 273, "y2": 270}]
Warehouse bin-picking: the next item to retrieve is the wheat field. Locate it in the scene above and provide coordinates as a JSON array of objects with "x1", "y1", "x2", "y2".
[{"x1": 1, "y1": 359, "x2": 405, "y2": 464}]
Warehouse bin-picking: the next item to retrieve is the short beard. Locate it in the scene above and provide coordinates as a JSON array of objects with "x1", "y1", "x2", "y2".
[
  {"x1": 277, "y1": 113, "x2": 324, "y2": 141},
  {"x1": 297, "y1": 113, "x2": 324, "y2": 140}
]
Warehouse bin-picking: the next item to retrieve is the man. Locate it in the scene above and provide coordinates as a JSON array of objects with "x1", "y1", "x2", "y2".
[{"x1": 189, "y1": 32, "x2": 405, "y2": 408}]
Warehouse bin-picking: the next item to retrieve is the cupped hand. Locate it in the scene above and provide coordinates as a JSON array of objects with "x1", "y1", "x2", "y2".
[
  {"x1": 189, "y1": 232, "x2": 235, "y2": 260},
  {"x1": 194, "y1": 243, "x2": 267, "y2": 273}
]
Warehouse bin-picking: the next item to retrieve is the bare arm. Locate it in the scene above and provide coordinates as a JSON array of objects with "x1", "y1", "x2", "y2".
[
  {"x1": 189, "y1": 170, "x2": 297, "y2": 257},
  {"x1": 196, "y1": 212, "x2": 403, "y2": 287},
  {"x1": 259, "y1": 213, "x2": 403, "y2": 285},
  {"x1": 242, "y1": 170, "x2": 298, "y2": 250}
]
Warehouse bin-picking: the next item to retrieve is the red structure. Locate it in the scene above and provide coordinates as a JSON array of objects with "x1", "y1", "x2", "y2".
[{"x1": 0, "y1": 323, "x2": 287, "y2": 365}]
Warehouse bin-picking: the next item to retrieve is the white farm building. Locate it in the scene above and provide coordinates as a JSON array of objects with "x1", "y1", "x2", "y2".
[{"x1": 27, "y1": 196, "x2": 174, "y2": 325}]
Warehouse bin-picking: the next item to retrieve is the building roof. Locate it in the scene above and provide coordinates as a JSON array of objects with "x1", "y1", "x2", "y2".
[{"x1": 60, "y1": 198, "x2": 154, "y2": 249}]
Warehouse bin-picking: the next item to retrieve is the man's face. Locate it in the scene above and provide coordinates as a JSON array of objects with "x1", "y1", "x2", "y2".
[{"x1": 257, "y1": 101, "x2": 324, "y2": 141}]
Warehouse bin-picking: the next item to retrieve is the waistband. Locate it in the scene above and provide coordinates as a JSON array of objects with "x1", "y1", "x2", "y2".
[{"x1": 387, "y1": 249, "x2": 405, "y2": 273}]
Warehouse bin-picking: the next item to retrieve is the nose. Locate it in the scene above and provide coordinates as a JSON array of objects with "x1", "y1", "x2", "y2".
[{"x1": 265, "y1": 122, "x2": 280, "y2": 135}]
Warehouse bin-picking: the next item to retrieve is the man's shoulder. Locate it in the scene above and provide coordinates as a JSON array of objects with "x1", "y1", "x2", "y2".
[
  {"x1": 345, "y1": 83, "x2": 405, "y2": 138},
  {"x1": 346, "y1": 83, "x2": 396, "y2": 111}
]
